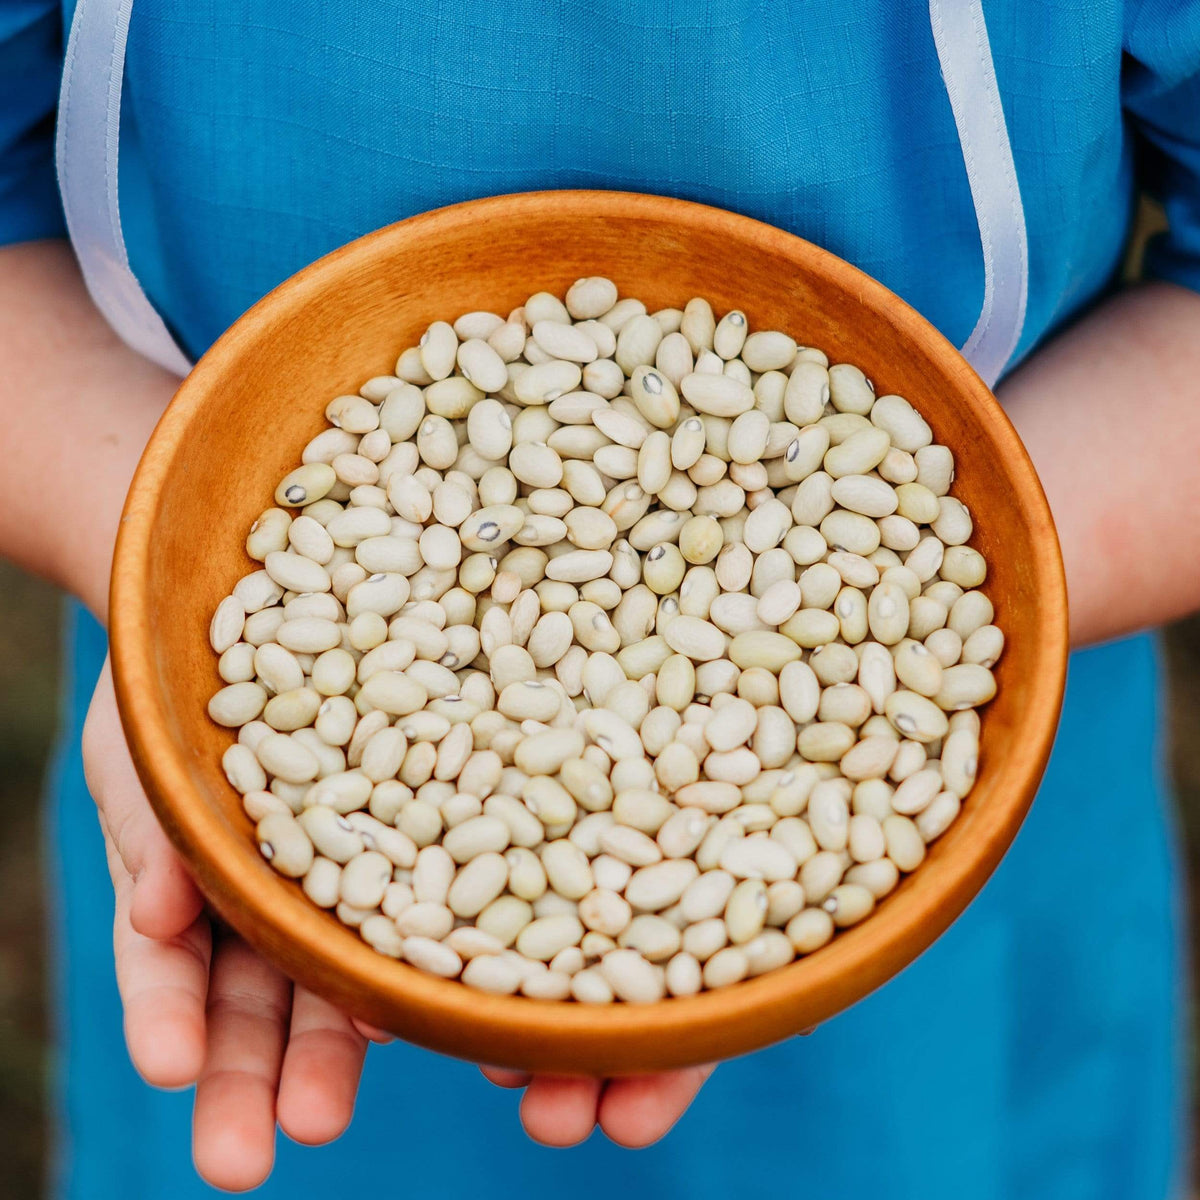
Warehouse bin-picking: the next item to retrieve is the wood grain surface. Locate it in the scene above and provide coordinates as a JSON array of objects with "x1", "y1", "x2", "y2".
[{"x1": 109, "y1": 191, "x2": 1068, "y2": 1074}]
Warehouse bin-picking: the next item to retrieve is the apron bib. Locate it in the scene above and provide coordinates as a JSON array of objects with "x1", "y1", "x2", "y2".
[
  {"x1": 45, "y1": 5, "x2": 1182, "y2": 1198},
  {"x1": 56, "y1": 0, "x2": 1028, "y2": 387}
]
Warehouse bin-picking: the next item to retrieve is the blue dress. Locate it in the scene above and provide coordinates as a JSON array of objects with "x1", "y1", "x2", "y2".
[{"x1": 5, "y1": 0, "x2": 1199, "y2": 1195}]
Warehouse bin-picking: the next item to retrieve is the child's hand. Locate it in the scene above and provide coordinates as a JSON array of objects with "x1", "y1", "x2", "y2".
[
  {"x1": 83, "y1": 658, "x2": 378, "y2": 1190},
  {"x1": 478, "y1": 1064, "x2": 715, "y2": 1148},
  {"x1": 81, "y1": 656, "x2": 713, "y2": 1186}
]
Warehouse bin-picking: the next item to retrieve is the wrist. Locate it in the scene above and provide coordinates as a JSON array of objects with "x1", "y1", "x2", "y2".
[
  {"x1": 59, "y1": 392, "x2": 171, "y2": 627},
  {"x1": 0, "y1": 241, "x2": 180, "y2": 628}
]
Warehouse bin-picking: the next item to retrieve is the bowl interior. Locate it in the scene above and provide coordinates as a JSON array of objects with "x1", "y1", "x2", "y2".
[{"x1": 112, "y1": 191, "x2": 1066, "y2": 1073}]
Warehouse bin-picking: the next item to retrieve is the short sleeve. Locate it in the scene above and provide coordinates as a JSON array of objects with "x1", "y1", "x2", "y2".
[
  {"x1": 0, "y1": 0, "x2": 66, "y2": 246},
  {"x1": 1124, "y1": 0, "x2": 1200, "y2": 291}
]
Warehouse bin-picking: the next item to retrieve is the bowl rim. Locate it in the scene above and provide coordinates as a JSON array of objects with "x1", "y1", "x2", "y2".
[{"x1": 111, "y1": 189, "x2": 1069, "y2": 1071}]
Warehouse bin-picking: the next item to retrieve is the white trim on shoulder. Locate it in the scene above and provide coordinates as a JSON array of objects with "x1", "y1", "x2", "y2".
[
  {"x1": 56, "y1": 0, "x2": 1029, "y2": 387},
  {"x1": 929, "y1": 0, "x2": 1030, "y2": 387},
  {"x1": 55, "y1": 0, "x2": 192, "y2": 376}
]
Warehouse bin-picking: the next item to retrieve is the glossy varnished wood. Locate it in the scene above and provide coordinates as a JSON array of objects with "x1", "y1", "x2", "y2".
[{"x1": 110, "y1": 191, "x2": 1068, "y2": 1074}]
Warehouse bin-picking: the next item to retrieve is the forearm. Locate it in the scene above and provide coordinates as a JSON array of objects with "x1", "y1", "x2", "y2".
[
  {"x1": 3, "y1": 245, "x2": 1196, "y2": 644},
  {"x1": 0, "y1": 240, "x2": 177, "y2": 623},
  {"x1": 999, "y1": 281, "x2": 1200, "y2": 647}
]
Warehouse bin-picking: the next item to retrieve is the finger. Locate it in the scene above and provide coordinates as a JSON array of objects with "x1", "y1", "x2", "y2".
[
  {"x1": 598, "y1": 1065, "x2": 716, "y2": 1148},
  {"x1": 129, "y1": 850, "x2": 203, "y2": 942},
  {"x1": 350, "y1": 1017, "x2": 395, "y2": 1044},
  {"x1": 192, "y1": 937, "x2": 291, "y2": 1192},
  {"x1": 520, "y1": 1076, "x2": 604, "y2": 1147},
  {"x1": 480, "y1": 1066, "x2": 533, "y2": 1089},
  {"x1": 112, "y1": 848, "x2": 212, "y2": 1089},
  {"x1": 277, "y1": 987, "x2": 368, "y2": 1146},
  {"x1": 85, "y1": 661, "x2": 203, "y2": 939}
]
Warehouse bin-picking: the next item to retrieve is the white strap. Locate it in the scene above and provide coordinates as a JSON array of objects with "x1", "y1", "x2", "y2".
[
  {"x1": 55, "y1": 0, "x2": 192, "y2": 377},
  {"x1": 57, "y1": 0, "x2": 1026, "y2": 389},
  {"x1": 929, "y1": 0, "x2": 1029, "y2": 387}
]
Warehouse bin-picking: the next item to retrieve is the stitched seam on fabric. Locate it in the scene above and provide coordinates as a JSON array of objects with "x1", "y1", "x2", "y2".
[
  {"x1": 968, "y1": 3, "x2": 1028, "y2": 367},
  {"x1": 105, "y1": 0, "x2": 130, "y2": 269},
  {"x1": 56, "y1": 0, "x2": 87, "y2": 229},
  {"x1": 929, "y1": 0, "x2": 995, "y2": 357},
  {"x1": 964, "y1": 3, "x2": 998, "y2": 358},
  {"x1": 929, "y1": 0, "x2": 1029, "y2": 383},
  {"x1": 57, "y1": 0, "x2": 192, "y2": 372}
]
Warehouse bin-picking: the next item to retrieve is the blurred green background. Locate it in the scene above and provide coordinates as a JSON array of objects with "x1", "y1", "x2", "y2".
[{"x1": 0, "y1": 563, "x2": 62, "y2": 1197}]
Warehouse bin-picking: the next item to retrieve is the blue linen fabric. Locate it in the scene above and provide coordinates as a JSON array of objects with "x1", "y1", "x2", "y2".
[{"x1": 2, "y1": 0, "x2": 1197, "y2": 1195}]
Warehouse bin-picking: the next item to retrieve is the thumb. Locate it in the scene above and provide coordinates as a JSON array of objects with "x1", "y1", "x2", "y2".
[{"x1": 84, "y1": 658, "x2": 204, "y2": 940}]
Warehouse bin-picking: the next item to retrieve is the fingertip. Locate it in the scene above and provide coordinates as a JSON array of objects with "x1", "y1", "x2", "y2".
[
  {"x1": 520, "y1": 1077, "x2": 602, "y2": 1148},
  {"x1": 278, "y1": 1091, "x2": 354, "y2": 1147},
  {"x1": 598, "y1": 1066, "x2": 714, "y2": 1148},
  {"x1": 350, "y1": 1017, "x2": 395, "y2": 1044},
  {"x1": 126, "y1": 1004, "x2": 207, "y2": 1090},
  {"x1": 277, "y1": 1038, "x2": 362, "y2": 1147},
  {"x1": 193, "y1": 1083, "x2": 277, "y2": 1192},
  {"x1": 193, "y1": 1144, "x2": 275, "y2": 1193},
  {"x1": 130, "y1": 857, "x2": 203, "y2": 940},
  {"x1": 480, "y1": 1065, "x2": 532, "y2": 1089},
  {"x1": 597, "y1": 1108, "x2": 661, "y2": 1148}
]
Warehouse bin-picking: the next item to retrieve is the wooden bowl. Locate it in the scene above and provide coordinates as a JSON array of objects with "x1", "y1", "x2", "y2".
[{"x1": 110, "y1": 190, "x2": 1067, "y2": 1074}]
